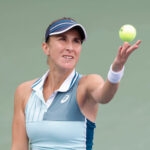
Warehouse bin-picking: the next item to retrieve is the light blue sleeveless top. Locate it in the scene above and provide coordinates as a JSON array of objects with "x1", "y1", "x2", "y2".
[{"x1": 25, "y1": 71, "x2": 96, "y2": 150}]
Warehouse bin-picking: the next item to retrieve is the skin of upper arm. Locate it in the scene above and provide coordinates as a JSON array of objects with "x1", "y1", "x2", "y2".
[
  {"x1": 82, "y1": 74, "x2": 105, "y2": 103},
  {"x1": 77, "y1": 74, "x2": 104, "y2": 122},
  {"x1": 79, "y1": 74, "x2": 118, "y2": 104},
  {"x1": 11, "y1": 80, "x2": 35, "y2": 150},
  {"x1": 77, "y1": 74, "x2": 119, "y2": 121}
]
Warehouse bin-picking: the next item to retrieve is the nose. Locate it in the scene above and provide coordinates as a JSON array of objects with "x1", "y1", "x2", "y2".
[{"x1": 66, "y1": 41, "x2": 73, "y2": 51}]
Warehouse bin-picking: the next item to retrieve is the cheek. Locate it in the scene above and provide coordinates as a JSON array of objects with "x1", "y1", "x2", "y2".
[
  {"x1": 74, "y1": 50, "x2": 81, "y2": 63},
  {"x1": 48, "y1": 46, "x2": 58, "y2": 56},
  {"x1": 45, "y1": 49, "x2": 50, "y2": 56},
  {"x1": 76, "y1": 48, "x2": 82, "y2": 56}
]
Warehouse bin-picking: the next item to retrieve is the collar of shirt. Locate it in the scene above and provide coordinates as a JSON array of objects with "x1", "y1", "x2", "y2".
[{"x1": 32, "y1": 69, "x2": 77, "y2": 93}]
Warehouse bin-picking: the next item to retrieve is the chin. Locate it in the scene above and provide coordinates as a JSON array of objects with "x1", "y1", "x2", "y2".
[{"x1": 62, "y1": 64, "x2": 75, "y2": 70}]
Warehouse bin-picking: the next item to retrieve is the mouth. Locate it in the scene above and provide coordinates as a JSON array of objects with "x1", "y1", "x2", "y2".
[{"x1": 63, "y1": 55, "x2": 73, "y2": 59}]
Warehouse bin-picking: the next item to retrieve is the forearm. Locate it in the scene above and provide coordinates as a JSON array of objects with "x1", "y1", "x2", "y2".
[
  {"x1": 99, "y1": 64, "x2": 124, "y2": 104},
  {"x1": 99, "y1": 79, "x2": 119, "y2": 104}
]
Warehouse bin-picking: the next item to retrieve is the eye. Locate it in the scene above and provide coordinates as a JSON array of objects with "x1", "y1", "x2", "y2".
[
  {"x1": 57, "y1": 35, "x2": 67, "y2": 41},
  {"x1": 59, "y1": 37, "x2": 66, "y2": 41},
  {"x1": 74, "y1": 38, "x2": 82, "y2": 44}
]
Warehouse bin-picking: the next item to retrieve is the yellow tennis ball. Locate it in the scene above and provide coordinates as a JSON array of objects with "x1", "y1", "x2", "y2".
[{"x1": 119, "y1": 24, "x2": 136, "y2": 42}]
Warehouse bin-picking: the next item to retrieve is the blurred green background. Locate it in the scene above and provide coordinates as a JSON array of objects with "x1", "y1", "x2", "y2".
[{"x1": 0, "y1": 0, "x2": 149, "y2": 149}]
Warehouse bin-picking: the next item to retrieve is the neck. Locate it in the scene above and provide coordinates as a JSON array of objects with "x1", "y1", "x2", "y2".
[{"x1": 43, "y1": 68, "x2": 74, "y2": 100}]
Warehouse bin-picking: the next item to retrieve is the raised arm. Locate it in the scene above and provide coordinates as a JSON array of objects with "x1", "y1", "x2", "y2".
[
  {"x1": 85, "y1": 40, "x2": 141, "y2": 104},
  {"x1": 101, "y1": 40, "x2": 141, "y2": 103}
]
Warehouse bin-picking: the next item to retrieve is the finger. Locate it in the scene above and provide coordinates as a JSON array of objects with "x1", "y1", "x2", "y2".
[
  {"x1": 130, "y1": 40, "x2": 141, "y2": 50},
  {"x1": 126, "y1": 40, "x2": 141, "y2": 56},
  {"x1": 135, "y1": 40, "x2": 142, "y2": 46},
  {"x1": 120, "y1": 42, "x2": 130, "y2": 56},
  {"x1": 118, "y1": 46, "x2": 124, "y2": 58}
]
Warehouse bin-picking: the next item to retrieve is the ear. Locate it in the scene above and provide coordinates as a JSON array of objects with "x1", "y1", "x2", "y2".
[{"x1": 42, "y1": 42, "x2": 50, "y2": 56}]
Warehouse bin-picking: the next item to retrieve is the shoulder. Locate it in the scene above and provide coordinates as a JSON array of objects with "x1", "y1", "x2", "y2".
[
  {"x1": 79, "y1": 74, "x2": 104, "y2": 89},
  {"x1": 77, "y1": 74, "x2": 104, "y2": 100},
  {"x1": 14, "y1": 79, "x2": 37, "y2": 110},
  {"x1": 15, "y1": 79, "x2": 37, "y2": 96}
]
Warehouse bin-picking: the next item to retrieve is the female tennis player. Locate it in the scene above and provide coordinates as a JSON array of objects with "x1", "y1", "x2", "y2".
[{"x1": 11, "y1": 17, "x2": 141, "y2": 150}]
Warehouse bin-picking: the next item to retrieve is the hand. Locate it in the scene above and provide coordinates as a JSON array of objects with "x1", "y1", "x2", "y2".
[{"x1": 112, "y1": 40, "x2": 141, "y2": 72}]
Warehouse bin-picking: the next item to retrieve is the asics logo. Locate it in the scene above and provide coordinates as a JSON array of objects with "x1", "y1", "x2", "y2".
[{"x1": 60, "y1": 94, "x2": 70, "y2": 103}]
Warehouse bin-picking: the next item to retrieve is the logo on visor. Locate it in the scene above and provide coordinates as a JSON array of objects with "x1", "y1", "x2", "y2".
[{"x1": 60, "y1": 94, "x2": 70, "y2": 103}]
